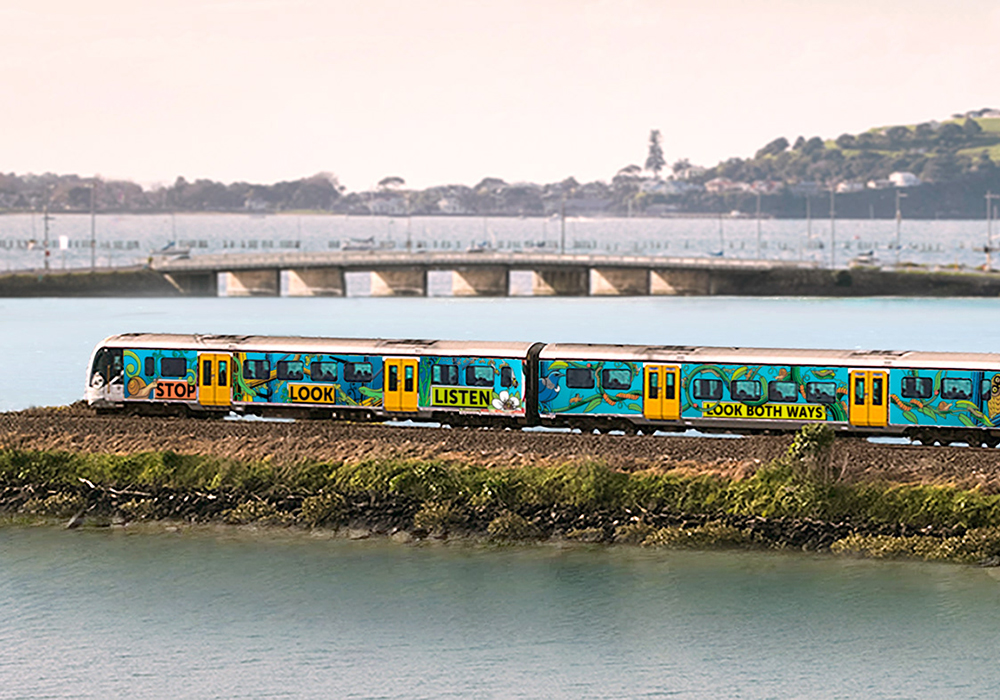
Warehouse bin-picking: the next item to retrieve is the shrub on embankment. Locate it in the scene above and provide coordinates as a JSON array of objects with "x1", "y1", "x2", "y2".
[{"x1": 3, "y1": 424, "x2": 1000, "y2": 563}]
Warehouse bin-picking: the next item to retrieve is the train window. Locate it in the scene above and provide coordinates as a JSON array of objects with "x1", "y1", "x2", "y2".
[
  {"x1": 983, "y1": 379, "x2": 993, "y2": 400},
  {"x1": 144, "y1": 357, "x2": 154, "y2": 377},
  {"x1": 500, "y1": 366, "x2": 513, "y2": 388},
  {"x1": 310, "y1": 361, "x2": 337, "y2": 382},
  {"x1": 853, "y1": 377, "x2": 865, "y2": 405},
  {"x1": 344, "y1": 362, "x2": 373, "y2": 383},
  {"x1": 665, "y1": 372, "x2": 675, "y2": 399},
  {"x1": 805, "y1": 382, "x2": 837, "y2": 404},
  {"x1": 160, "y1": 357, "x2": 187, "y2": 378},
  {"x1": 566, "y1": 368, "x2": 595, "y2": 389},
  {"x1": 941, "y1": 378, "x2": 973, "y2": 401},
  {"x1": 692, "y1": 378, "x2": 723, "y2": 401},
  {"x1": 872, "y1": 376, "x2": 883, "y2": 405},
  {"x1": 277, "y1": 361, "x2": 304, "y2": 381},
  {"x1": 647, "y1": 371, "x2": 659, "y2": 399},
  {"x1": 602, "y1": 368, "x2": 632, "y2": 391},
  {"x1": 731, "y1": 380, "x2": 761, "y2": 402},
  {"x1": 901, "y1": 376, "x2": 932, "y2": 399},
  {"x1": 768, "y1": 381, "x2": 798, "y2": 402},
  {"x1": 218, "y1": 361, "x2": 228, "y2": 387},
  {"x1": 243, "y1": 359, "x2": 270, "y2": 380},
  {"x1": 466, "y1": 365, "x2": 494, "y2": 387},
  {"x1": 432, "y1": 364, "x2": 459, "y2": 385}
]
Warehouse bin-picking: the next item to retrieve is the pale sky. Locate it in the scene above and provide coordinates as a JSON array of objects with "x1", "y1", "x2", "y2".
[{"x1": 2, "y1": 0, "x2": 999, "y2": 191}]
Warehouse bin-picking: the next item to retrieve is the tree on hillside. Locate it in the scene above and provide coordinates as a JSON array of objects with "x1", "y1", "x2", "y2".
[
  {"x1": 884, "y1": 126, "x2": 910, "y2": 145},
  {"x1": 645, "y1": 130, "x2": 665, "y2": 177},
  {"x1": 378, "y1": 176, "x2": 405, "y2": 190},
  {"x1": 964, "y1": 118, "x2": 983, "y2": 135},
  {"x1": 835, "y1": 133, "x2": 856, "y2": 149},
  {"x1": 755, "y1": 137, "x2": 789, "y2": 159},
  {"x1": 801, "y1": 136, "x2": 825, "y2": 155}
]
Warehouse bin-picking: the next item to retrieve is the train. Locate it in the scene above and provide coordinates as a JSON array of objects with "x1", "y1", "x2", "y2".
[{"x1": 86, "y1": 333, "x2": 1000, "y2": 446}]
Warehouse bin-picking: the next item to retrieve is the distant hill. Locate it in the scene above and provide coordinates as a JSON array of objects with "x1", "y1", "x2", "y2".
[{"x1": 3, "y1": 111, "x2": 1000, "y2": 219}]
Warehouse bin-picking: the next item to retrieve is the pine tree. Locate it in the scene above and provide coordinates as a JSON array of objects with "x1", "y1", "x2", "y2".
[{"x1": 645, "y1": 130, "x2": 665, "y2": 178}]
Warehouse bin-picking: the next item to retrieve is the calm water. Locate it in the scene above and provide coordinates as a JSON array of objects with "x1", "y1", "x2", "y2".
[
  {"x1": 4, "y1": 527, "x2": 1000, "y2": 699},
  {"x1": 5, "y1": 295, "x2": 1000, "y2": 411},
  {"x1": 0, "y1": 212, "x2": 996, "y2": 271}
]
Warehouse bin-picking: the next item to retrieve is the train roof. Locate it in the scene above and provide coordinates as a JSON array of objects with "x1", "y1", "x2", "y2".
[
  {"x1": 98, "y1": 333, "x2": 537, "y2": 358},
  {"x1": 539, "y1": 343, "x2": 1000, "y2": 371}
]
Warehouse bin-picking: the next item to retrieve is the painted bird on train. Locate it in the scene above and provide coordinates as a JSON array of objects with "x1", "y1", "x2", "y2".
[{"x1": 538, "y1": 370, "x2": 563, "y2": 404}]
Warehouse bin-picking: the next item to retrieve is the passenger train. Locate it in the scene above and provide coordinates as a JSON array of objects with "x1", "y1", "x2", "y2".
[{"x1": 86, "y1": 334, "x2": 1000, "y2": 446}]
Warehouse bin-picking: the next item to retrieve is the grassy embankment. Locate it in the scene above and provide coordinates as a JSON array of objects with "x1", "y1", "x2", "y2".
[{"x1": 4, "y1": 425, "x2": 1000, "y2": 564}]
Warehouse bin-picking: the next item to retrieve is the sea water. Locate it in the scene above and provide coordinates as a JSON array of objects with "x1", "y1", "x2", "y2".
[{"x1": 3, "y1": 527, "x2": 1000, "y2": 699}]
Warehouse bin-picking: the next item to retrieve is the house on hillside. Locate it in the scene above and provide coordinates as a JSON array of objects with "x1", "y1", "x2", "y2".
[
  {"x1": 705, "y1": 177, "x2": 750, "y2": 193},
  {"x1": 836, "y1": 182, "x2": 865, "y2": 194},
  {"x1": 888, "y1": 171, "x2": 921, "y2": 187}
]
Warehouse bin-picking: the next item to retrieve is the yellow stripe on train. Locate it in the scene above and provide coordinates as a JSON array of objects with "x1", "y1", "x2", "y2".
[{"x1": 702, "y1": 402, "x2": 827, "y2": 420}]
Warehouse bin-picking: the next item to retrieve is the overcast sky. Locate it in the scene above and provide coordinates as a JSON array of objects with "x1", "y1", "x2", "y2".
[{"x1": 2, "y1": 0, "x2": 998, "y2": 190}]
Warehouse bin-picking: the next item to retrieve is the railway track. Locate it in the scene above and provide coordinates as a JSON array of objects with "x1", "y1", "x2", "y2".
[{"x1": 3, "y1": 404, "x2": 1000, "y2": 492}]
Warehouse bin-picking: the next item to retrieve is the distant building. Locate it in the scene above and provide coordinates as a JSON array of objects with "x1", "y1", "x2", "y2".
[
  {"x1": 788, "y1": 181, "x2": 822, "y2": 196},
  {"x1": 836, "y1": 182, "x2": 865, "y2": 194},
  {"x1": 888, "y1": 171, "x2": 921, "y2": 187},
  {"x1": 436, "y1": 197, "x2": 467, "y2": 214},
  {"x1": 705, "y1": 177, "x2": 750, "y2": 193}
]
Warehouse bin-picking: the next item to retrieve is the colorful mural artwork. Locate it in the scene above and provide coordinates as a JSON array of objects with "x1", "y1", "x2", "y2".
[
  {"x1": 679, "y1": 364, "x2": 849, "y2": 422},
  {"x1": 889, "y1": 368, "x2": 999, "y2": 428},
  {"x1": 538, "y1": 357, "x2": 1000, "y2": 429},
  {"x1": 418, "y1": 356, "x2": 524, "y2": 414},
  {"x1": 123, "y1": 348, "x2": 525, "y2": 415},
  {"x1": 233, "y1": 352, "x2": 383, "y2": 408},
  {"x1": 123, "y1": 348, "x2": 197, "y2": 401},
  {"x1": 538, "y1": 360, "x2": 643, "y2": 415},
  {"x1": 118, "y1": 338, "x2": 998, "y2": 430}
]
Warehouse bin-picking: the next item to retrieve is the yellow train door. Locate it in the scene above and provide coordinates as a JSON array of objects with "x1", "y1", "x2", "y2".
[
  {"x1": 384, "y1": 358, "x2": 419, "y2": 412},
  {"x1": 644, "y1": 365, "x2": 680, "y2": 421},
  {"x1": 849, "y1": 370, "x2": 887, "y2": 427},
  {"x1": 198, "y1": 353, "x2": 232, "y2": 407}
]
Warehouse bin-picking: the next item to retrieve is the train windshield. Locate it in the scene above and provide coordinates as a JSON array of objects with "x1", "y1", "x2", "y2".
[{"x1": 91, "y1": 347, "x2": 123, "y2": 385}]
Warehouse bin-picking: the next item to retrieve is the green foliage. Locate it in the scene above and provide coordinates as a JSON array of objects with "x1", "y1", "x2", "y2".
[
  {"x1": 224, "y1": 500, "x2": 293, "y2": 526},
  {"x1": 6, "y1": 435, "x2": 1000, "y2": 536},
  {"x1": 487, "y1": 511, "x2": 540, "y2": 541},
  {"x1": 643, "y1": 523, "x2": 753, "y2": 549},
  {"x1": 413, "y1": 501, "x2": 463, "y2": 533},
  {"x1": 300, "y1": 493, "x2": 346, "y2": 527},
  {"x1": 614, "y1": 521, "x2": 655, "y2": 544},
  {"x1": 832, "y1": 528, "x2": 1000, "y2": 564}
]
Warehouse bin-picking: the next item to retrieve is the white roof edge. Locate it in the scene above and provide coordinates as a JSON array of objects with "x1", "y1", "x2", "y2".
[{"x1": 99, "y1": 333, "x2": 535, "y2": 357}]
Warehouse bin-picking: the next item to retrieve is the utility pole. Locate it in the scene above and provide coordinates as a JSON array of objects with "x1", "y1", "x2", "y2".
[
  {"x1": 986, "y1": 192, "x2": 1000, "y2": 271},
  {"x1": 829, "y1": 186, "x2": 836, "y2": 269},
  {"x1": 560, "y1": 195, "x2": 566, "y2": 255},
  {"x1": 895, "y1": 190, "x2": 907, "y2": 268},
  {"x1": 805, "y1": 196, "x2": 811, "y2": 262},
  {"x1": 755, "y1": 190, "x2": 762, "y2": 259},
  {"x1": 42, "y1": 190, "x2": 52, "y2": 271},
  {"x1": 718, "y1": 210, "x2": 724, "y2": 256},
  {"x1": 90, "y1": 179, "x2": 97, "y2": 271}
]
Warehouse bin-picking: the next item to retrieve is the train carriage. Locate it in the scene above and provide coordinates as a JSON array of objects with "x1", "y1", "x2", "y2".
[
  {"x1": 87, "y1": 335, "x2": 1000, "y2": 446},
  {"x1": 536, "y1": 344, "x2": 1000, "y2": 445},
  {"x1": 86, "y1": 334, "x2": 540, "y2": 425}
]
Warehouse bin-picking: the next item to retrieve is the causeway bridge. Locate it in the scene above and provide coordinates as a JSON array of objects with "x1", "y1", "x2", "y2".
[{"x1": 149, "y1": 251, "x2": 822, "y2": 297}]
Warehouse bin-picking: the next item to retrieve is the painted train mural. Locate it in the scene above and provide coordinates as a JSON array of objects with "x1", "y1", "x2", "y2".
[{"x1": 86, "y1": 334, "x2": 1000, "y2": 446}]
